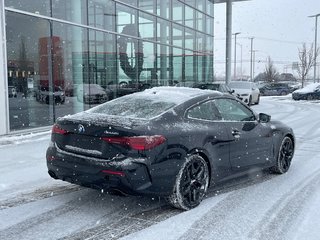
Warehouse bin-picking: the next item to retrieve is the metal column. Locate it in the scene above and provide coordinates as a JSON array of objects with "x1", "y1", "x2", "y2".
[{"x1": 225, "y1": 0, "x2": 232, "y2": 84}]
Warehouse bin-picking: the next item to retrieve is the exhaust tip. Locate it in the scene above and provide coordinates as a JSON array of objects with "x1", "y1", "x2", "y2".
[{"x1": 48, "y1": 170, "x2": 58, "y2": 179}]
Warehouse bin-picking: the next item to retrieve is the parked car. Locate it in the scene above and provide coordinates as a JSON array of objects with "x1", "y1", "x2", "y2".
[
  {"x1": 77, "y1": 84, "x2": 111, "y2": 104},
  {"x1": 35, "y1": 86, "x2": 65, "y2": 104},
  {"x1": 47, "y1": 87, "x2": 295, "y2": 210},
  {"x1": 175, "y1": 81, "x2": 196, "y2": 88},
  {"x1": 228, "y1": 81, "x2": 260, "y2": 105},
  {"x1": 8, "y1": 86, "x2": 17, "y2": 98},
  {"x1": 176, "y1": 82, "x2": 238, "y2": 97},
  {"x1": 259, "y1": 82, "x2": 296, "y2": 96},
  {"x1": 292, "y1": 83, "x2": 320, "y2": 100},
  {"x1": 105, "y1": 81, "x2": 152, "y2": 99},
  {"x1": 192, "y1": 83, "x2": 234, "y2": 94}
]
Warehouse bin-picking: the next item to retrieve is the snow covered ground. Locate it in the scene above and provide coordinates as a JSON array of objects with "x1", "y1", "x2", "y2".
[{"x1": 0, "y1": 95, "x2": 320, "y2": 240}]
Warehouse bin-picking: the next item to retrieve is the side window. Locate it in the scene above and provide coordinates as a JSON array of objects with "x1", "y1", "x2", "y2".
[
  {"x1": 214, "y1": 98, "x2": 255, "y2": 121},
  {"x1": 187, "y1": 100, "x2": 220, "y2": 121}
]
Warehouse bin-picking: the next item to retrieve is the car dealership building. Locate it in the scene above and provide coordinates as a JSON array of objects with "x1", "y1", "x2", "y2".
[{"x1": 0, "y1": 0, "x2": 217, "y2": 135}]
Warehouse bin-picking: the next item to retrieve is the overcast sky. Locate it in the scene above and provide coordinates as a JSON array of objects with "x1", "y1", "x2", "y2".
[{"x1": 214, "y1": 0, "x2": 320, "y2": 78}]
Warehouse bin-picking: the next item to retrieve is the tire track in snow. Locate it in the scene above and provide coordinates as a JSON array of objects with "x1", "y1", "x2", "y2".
[
  {"x1": 65, "y1": 173, "x2": 276, "y2": 240},
  {"x1": 0, "y1": 204, "x2": 77, "y2": 240},
  {"x1": 177, "y1": 186, "x2": 255, "y2": 240},
  {"x1": 0, "y1": 189, "x2": 153, "y2": 240},
  {"x1": 176, "y1": 170, "x2": 320, "y2": 240},
  {"x1": 177, "y1": 147, "x2": 320, "y2": 240},
  {"x1": 60, "y1": 206, "x2": 181, "y2": 240},
  {"x1": 0, "y1": 184, "x2": 82, "y2": 210},
  {"x1": 248, "y1": 169, "x2": 320, "y2": 240}
]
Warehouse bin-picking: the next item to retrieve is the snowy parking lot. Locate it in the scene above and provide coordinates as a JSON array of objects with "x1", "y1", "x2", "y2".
[{"x1": 0, "y1": 95, "x2": 320, "y2": 240}]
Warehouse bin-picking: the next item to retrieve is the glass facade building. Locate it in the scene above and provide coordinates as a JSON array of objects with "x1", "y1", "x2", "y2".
[{"x1": 0, "y1": 0, "x2": 214, "y2": 135}]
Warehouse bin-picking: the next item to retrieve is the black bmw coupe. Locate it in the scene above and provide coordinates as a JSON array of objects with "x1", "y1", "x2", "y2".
[{"x1": 46, "y1": 87, "x2": 295, "y2": 210}]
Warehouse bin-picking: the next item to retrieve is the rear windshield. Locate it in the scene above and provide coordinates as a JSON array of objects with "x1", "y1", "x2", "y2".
[{"x1": 88, "y1": 94, "x2": 177, "y2": 119}]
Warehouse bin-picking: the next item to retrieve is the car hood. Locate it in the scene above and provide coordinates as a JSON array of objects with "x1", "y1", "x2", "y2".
[
  {"x1": 232, "y1": 88, "x2": 252, "y2": 95},
  {"x1": 293, "y1": 83, "x2": 320, "y2": 94}
]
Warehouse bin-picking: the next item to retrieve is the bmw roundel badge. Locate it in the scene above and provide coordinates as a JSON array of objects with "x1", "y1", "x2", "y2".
[{"x1": 78, "y1": 124, "x2": 85, "y2": 133}]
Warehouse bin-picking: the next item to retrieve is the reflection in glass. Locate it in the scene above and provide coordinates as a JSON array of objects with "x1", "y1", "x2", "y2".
[
  {"x1": 87, "y1": 0, "x2": 115, "y2": 31},
  {"x1": 172, "y1": 24, "x2": 184, "y2": 47},
  {"x1": 185, "y1": 50, "x2": 195, "y2": 81},
  {"x1": 185, "y1": 5, "x2": 194, "y2": 28},
  {"x1": 139, "y1": 12, "x2": 155, "y2": 40},
  {"x1": 172, "y1": 48, "x2": 183, "y2": 83},
  {"x1": 5, "y1": 0, "x2": 50, "y2": 16},
  {"x1": 119, "y1": 0, "x2": 137, "y2": 7},
  {"x1": 139, "y1": 0, "x2": 154, "y2": 14},
  {"x1": 172, "y1": 0, "x2": 183, "y2": 23},
  {"x1": 4, "y1": 0, "x2": 215, "y2": 132},
  {"x1": 6, "y1": 12, "x2": 52, "y2": 131}
]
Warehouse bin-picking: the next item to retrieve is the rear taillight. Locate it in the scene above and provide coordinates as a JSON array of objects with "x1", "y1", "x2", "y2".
[
  {"x1": 101, "y1": 169, "x2": 125, "y2": 177},
  {"x1": 52, "y1": 124, "x2": 69, "y2": 135},
  {"x1": 102, "y1": 135, "x2": 166, "y2": 150}
]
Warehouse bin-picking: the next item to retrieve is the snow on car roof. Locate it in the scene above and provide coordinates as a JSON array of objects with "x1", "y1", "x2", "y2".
[
  {"x1": 70, "y1": 86, "x2": 223, "y2": 123},
  {"x1": 139, "y1": 86, "x2": 222, "y2": 103},
  {"x1": 294, "y1": 83, "x2": 320, "y2": 93}
]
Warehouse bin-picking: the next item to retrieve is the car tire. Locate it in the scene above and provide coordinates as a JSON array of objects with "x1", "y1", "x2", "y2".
[
  {"x1": 256, "y1": 95, "x2": 260, "y2": 105},
  {"x1": 271, "y1": 136, "x2": 294, "y2": 174},
  {"x1": 280, "y1": 91, "x2": 287, "y2": 96},
  {"x1": 248, "y1": 95, "x2": 252, "y2": 106},
  {"x1": 119, "y1": 81, "x2": 128, "y2": 88},
  {"x1": 167, "y1": 154, "x2": 209, "y2": 210},
  {"x1": 307, "y1": 95, "x2": 313, "y2": 101},
  {"x1": 99, "y1": 96, "x2": 108, "y2": 103}
]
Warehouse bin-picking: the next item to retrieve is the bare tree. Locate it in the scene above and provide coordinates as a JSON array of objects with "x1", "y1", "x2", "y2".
[
  {"x1": 264, "y1": 56, "x2": 278, "y2": 82},
  {"x1": 297, "y1": 43, "x2": 319, "y2": 87}
]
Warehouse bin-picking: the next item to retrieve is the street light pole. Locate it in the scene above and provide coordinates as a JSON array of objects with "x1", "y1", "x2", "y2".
[
  {"x1": 237, "y1": 43, "x2": 243, "y2": 79},
  {"x1": 252, "y1": 50, "x2": 258, "y2": 80},
  {"x1": 249, "y1": 37, "x2": 254, "y2": 81},
  {"x1": 225, "y1": 0, "x2": 232, "y2": 85},
  {"x1": 233, "y1": 32, "x2": 241, "y2": 80},
  {"x1": 309, "y1": 13, "x2": 320, "y2": 83}
]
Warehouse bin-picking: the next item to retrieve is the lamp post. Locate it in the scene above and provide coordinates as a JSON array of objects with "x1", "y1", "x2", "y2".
[
  {"x1": 252, "y1": 50, "x2": 258, "y2": 81},
  {"x1": 225, "y1": 0, "x2": 232, "y2": 84},
  {"x1": 249, "y1": 37, "x2": 254, "y2": 81},
  {"x1": 233, "y1": 32, "x2": 241, "y2": 80},
  {"x1": 236, "y1": 43, "x2": 243, "y2": 79},
  {"x1": 309, "y1": 13, "x2": 320, "y2": 83}
]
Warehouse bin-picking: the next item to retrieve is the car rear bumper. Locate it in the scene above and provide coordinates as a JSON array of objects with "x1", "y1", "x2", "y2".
[{"x1": 46, "y1": 143, "x2": 179, "y2": 196}]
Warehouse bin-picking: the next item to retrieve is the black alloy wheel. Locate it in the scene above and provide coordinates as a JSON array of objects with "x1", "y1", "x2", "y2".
[
  {"x1": 168, "y1": 154, "x2": 209, "y2": 210},
  {"x1": 256, "y1": 95, "x2": 260, "y2": 104},
  {"x1": 248, "y1": 95, "x2": 252, "y2": 106},
  {"x1": 271, "y1": 136, "x2": 294, "y2": 174}
]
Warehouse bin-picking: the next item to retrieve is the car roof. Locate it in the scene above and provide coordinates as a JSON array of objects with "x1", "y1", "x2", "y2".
[{"x1": 140, "y1": 86, "x2": 223, "y2": 103}]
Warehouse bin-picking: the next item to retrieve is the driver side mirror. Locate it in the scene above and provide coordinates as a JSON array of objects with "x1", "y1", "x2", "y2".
[{"x1": 258, "y1": 113, "x2": 271, "y2": 123}]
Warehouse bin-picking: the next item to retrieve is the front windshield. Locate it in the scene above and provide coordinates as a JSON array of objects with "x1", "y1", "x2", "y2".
[{"x1": 229, "y1": 82, "x2": 252, "y2": 89}]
